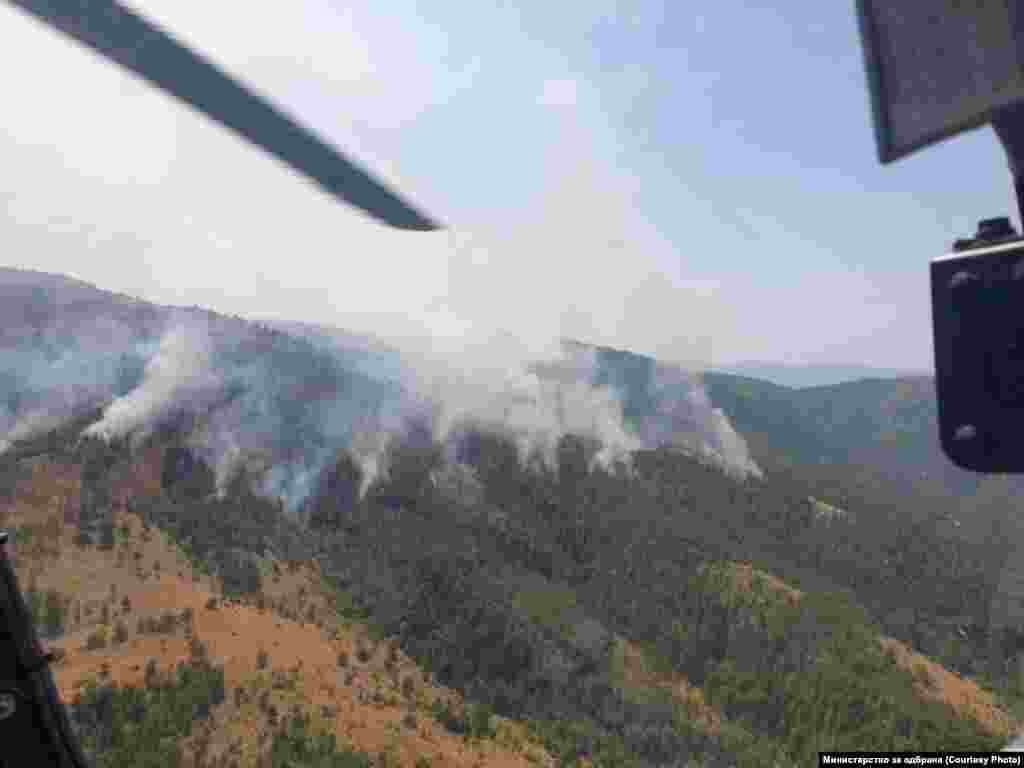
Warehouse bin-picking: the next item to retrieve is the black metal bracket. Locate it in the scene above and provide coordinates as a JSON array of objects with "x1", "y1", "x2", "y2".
[{"x1": 992, "y1": 102, "x2": 1024, "y2": 229}]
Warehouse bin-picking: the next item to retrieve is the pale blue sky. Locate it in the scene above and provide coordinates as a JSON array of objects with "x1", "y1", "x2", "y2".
[
  {"x1": 375, "y1": 0, "x2": 1013, "y2": 372},
  {"x1": 0, "y1": 1, "x2": 1014, "y2": 371}
]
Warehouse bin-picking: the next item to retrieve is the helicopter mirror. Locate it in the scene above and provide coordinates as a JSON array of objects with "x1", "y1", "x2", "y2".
[{"x1": 856, "y1": 0, "x2": 1024, "y2": 164}]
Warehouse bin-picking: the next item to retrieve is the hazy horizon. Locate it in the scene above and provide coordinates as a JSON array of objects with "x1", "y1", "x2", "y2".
[
  {"x1": 1, "y1": 1, "x2": 1013, "y2": 372},
  {"x1": 0, "y1": 263, "x2": 936, "y2": 384}
]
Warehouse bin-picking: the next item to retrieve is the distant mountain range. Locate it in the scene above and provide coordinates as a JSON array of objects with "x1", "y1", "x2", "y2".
[
  {"x1": 698, "y1": 370, "x2": 1024, "y2": 562},
  {"x1": 699, "y1": 371, "x2": 958, "y2": 485},
  {"x1": 710, "y1": 361, "x2": 931, "y2": 389},
  {"x1": 558, "y1": 343, "x2": 1019, "y2": 546}
]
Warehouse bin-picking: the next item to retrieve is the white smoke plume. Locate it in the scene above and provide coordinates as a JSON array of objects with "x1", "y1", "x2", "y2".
[
  {"x1": 349, "y1": 425, "x2": 397, "y2": 499},
  {"x1": 705, "y1": 408, "x2": 762, "y2": 479},
  {"x1": 384, "y1": 321, "x2": 643, "y2": 476},
  {"x1": 0, "y1": 270, "x2": 191, "y2": 454},
  {"x1": 644, "y1": 363, "x2": 762, "y2": 479},
  {"x1": 185, "y1": 399, "x2": 248, "y2": 496},
  {"x1": 0, "y1": 268, "x2": 759, "y2": 515},
  {"x1": 291, "y1": 296, "x2": 761, "y2": 500},
  {"x1": 5, "y1": 407, "x2": 73, "y2": 445},
  {"x1": 84, "y1": 318, "x2": 220, "y2": 441}
]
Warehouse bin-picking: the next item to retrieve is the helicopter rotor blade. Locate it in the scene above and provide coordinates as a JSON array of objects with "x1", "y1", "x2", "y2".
[{"x1": 6, "y1": 0, "x2": 442, "y2": 231}]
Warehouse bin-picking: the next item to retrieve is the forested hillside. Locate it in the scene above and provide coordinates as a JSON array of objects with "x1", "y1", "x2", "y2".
[
  {"x1": 3, "y1": 269, "x2": 1024, "y2": 766},
  {"x1": 3, "y1": 407, "x2": 1020, "y2": 766},
  {"x1": 701, "y1": 372, "x2": 981, "y2": 500}
]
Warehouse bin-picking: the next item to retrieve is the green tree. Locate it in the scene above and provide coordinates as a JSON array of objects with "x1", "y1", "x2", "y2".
[
  {"x1": 24, "y1": 585, "x2": 43, "y2": 628},
  {"x1": 269, "y1": 712, "x2": 373, "y2": 768},
  {"x1": 43, "y1": 589, "x2": 65, "y2": 638},
  {"x1": 98, "y1": 520, "x2": 115, "y2": 551},
  {"x1": 71, "y1": 659, "x2": 226, "y2": 768},
  {"x1": 310, "y1": 453, "x2": 363, "y2": 530}
]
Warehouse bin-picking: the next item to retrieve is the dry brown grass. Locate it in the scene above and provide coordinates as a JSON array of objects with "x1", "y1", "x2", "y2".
[
  {"x1": 878, "y1": 636, "x2": 1018, "y2": 740},
  {"x1": 13, "y1": 456, "x2": 556, "y2": 768},
  {"x1": 728, "y1": 562, "x2": 802, "y2": 607},
  {"x1": 16, "y1": 456, "x2": 1020, "y2": 759},
  {"x1": 51, "y1": 562, "x2": 555, "y2": 768}
]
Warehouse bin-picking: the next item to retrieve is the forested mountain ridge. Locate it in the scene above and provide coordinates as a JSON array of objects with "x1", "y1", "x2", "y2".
[
  {"x1": 699, "y1": 372, "x2": 1024, "y2": 598},
  {"x1": 3, "y1": 450, "x2": 565, "y2": 768},
  {"x1": 4, "y1": 267, "x2": 1024, "y2": 765},
  {"x1": 708, "y1": 362, "x2": 929, "y2": 389},
  {"x1": 700, "y1": 372, "x2": 981, "y2": 499},
  {"x1": 3, "y1": 405, "x2": 1020, "y2": 765}
]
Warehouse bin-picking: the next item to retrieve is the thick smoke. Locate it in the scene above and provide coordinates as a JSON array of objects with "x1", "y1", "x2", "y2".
[
  {"x1": 641, "y1": 364, "x2": 762, "y2": 479},
  {"x1": 0, "y1": 273, "x2": 160, "y2": 453},
  {"x1": 349, "y1": 311, "x2": 762, "y2": 493},
  {"x1": 1, "y1": 270, "x2": 760, "y2": 517},
  {"x1": 345, "y1": 405, "x2": 423, "y2": 498},
  {"x1": 0, "y1": 274, "x2": 401, "y2": 513},
  {"x1": 370, "y1": 326, "x2": 643, "y2": 479},
  {"x1": 84, "y1": 317, "x2": 220, "y2": 441},
  {"x1": 166, "y1": 321, "x2": 405, "y2": 511}
]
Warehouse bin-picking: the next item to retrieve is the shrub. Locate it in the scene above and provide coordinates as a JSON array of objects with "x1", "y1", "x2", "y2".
[
  {"x1": 430, "y1": 699, "x2": 466, "y2": 735},
  {"x1": 338, "y1": 651, "x2": 349, "y2": 668},
  {"x1": 157, "y1": 611, "x2": 177, "y2": 633},
  {"x1": 466, "y1": 701, "x2": 495, "y2": 740},
  {"x1": 257, "y1": 650, "x2": 269, "y2": 670},
  {"x1": 38, "y1": 589, "x2": 66, "y2": 639},
  {"x1": 222, "y1": 554, "x2": 262, "y2": 598},
  {"x1": 98, "y1": 521, "x2": 115, "y2": 551},
  {"x1": 268, "y1": 712, "x2": 373, "y2": 768},
  {"x1": 71, "y1": 656, "x2": 227, "y2": 765},
  {"x1": 84, "y1": 628, "x2": 107, "y2": 651},
  {"x1": 189, "y1": 636, "x2": 208, "y2": 662}
]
